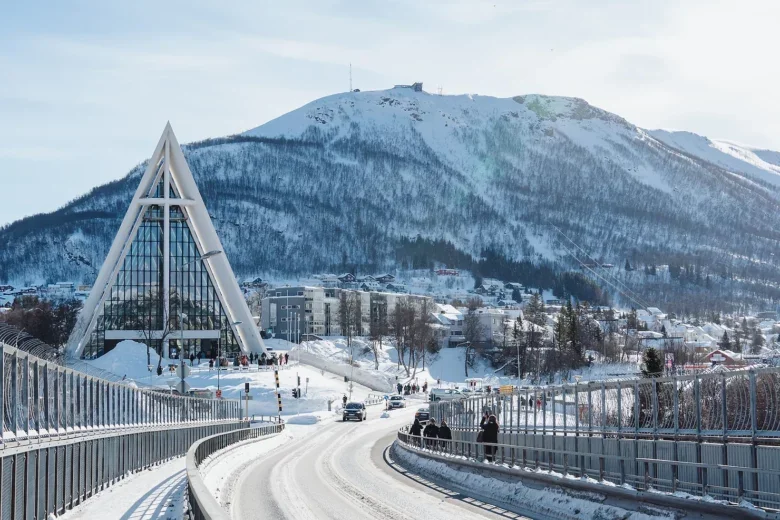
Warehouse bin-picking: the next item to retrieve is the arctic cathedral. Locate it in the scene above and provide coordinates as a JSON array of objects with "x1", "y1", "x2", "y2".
[{"x1": 67, "y1": 124, "x2": 266, "y2": 360}]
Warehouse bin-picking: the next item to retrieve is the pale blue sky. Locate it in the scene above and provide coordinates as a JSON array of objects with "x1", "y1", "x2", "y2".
[{"x1": 1, "y1": 0, "x2": 778, "y2": 225}]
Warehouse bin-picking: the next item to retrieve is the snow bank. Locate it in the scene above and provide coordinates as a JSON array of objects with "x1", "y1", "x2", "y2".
[
  {"x1": 296, "y1": 349, "x2": 394, "y2": 392},
  {"x1": 285, "y1": 414, "x2": 320, "y2": 425},
  {"x1": 86, "y1": 340, "x2": 169, "y2": 381}
]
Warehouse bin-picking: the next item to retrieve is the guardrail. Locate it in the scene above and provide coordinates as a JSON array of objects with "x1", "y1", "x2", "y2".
[
  {"x1": 365, "y1": 393, "x2": 385, "y2": 406},
  {"x1": 187, "y1": 420, "x2": 285, "y2": 520},
  {"x1": 430, "y1": 367, "x2": 780, "y2": 441},
  {"x1": 0, "y1": 343, "x2": 242, "y2": 446},
  {"x1": 1, "y1": 420, "x2": 244, "y2": 520},
  {"x1": 396, "y1": 428, "x2": 780, "y2": 514}
]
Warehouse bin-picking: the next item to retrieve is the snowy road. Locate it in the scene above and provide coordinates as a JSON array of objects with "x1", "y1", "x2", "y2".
[{"x1": 232, "y1": 401, "x2": 529, "y2": 520}]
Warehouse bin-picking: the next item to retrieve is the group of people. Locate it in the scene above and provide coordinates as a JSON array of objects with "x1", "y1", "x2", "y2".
[
  {"x1": 409, "y1": 417, "x2": 452, "y2": 448},
  {"x1": 407, "y1": 411, "x2": 499, "y2": 462},
  {"x1": 396, "y1": 381, "x2": 428, "y2": 395},
  {"x1": 205, "y1": 351, "x2": 291, "y2": 370}
]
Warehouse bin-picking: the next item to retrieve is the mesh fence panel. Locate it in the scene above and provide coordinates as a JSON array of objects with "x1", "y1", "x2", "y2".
[
  {"x1": 1, "y1": 458, "x2": 12, "y2": 520},
  {"x1": 14, "y1": 454, "x2": 24, "y2": 520}
]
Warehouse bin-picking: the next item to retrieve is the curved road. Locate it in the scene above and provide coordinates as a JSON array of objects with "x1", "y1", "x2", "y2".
[{"x1": 232, "y1": 402, "x2": 528, "y2": 520}]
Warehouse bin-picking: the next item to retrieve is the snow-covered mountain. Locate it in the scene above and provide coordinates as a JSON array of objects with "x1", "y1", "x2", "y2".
[{"x1": 2, "y1": 87, "x2": 780, "y2": 312}]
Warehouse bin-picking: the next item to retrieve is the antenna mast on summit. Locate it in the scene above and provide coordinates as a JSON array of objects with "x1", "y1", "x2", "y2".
[
  {"x1": 349, "y1": 63, "x2": 352, "y2": 92},
  {"x1": 437, "y1": 85, "x2": 443, "y2": 96}
]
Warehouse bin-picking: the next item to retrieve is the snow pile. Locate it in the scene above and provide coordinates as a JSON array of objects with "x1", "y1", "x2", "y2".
[
  {"x1": 86, "y1": 340, "x2": 167, "y2": 380},
  {"x1": 285, "y1": 414, "x2": 320, "y2": 425},
  {"x1": 391, "y1": 443, "x2": 673, "y2": 520}
]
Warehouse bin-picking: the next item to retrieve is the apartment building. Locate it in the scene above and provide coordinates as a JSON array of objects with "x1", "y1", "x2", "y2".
[{"x1": 261, "y1": 287, "x2": 433, "y2": 340}]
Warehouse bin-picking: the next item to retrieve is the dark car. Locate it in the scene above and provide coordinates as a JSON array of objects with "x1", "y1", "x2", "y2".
[
  {"x1": 414, "y1": 407, "x2": 430, "y2": 424},
  {"x1": 343, "y1": 402, "x2": 367, "y2": 422}
]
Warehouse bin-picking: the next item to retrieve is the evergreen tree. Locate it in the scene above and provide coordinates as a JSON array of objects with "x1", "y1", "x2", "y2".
[
  {"x1": 567, "y1": 301, "x2": 581, "y2": 361},
  {"x1": 718, "y1": 331, "x2": 731, "y2": 351},
  {"x1": 751, "y1": 328, "x2": 765, "y2": 354},
  {"x1": 642, "y1": 347, "x2": 664, "y2": 377},
  {"x1": 525, "y1": 293, "x2": 547, "y2": 326},
  {"x1": 625, "y1": 259, "x2": 632, "y2": 271},
  {"x1": 733, "y1": 334, "x2": 742, "y2": 353}
]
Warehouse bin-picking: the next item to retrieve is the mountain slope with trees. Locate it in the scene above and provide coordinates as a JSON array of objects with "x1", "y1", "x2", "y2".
[{"x1": 2, "y1": 88, "x2": 780, "y2": 314}]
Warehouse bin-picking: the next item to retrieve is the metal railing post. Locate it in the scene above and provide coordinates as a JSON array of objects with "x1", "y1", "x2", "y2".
[
  {"x1": 601, "y1": 382, "x2": 606, "y2": 437},
  {"x1": 33, "y1": 359, "x2": 40, "y2": 436},
  {"x1": 11, "y1": 350, "x2": 18, "y2": 436},
  {"x1": 652, "y1": 378, "x2": 658, "y2": 436},
  {"x1": 22, "y1": 353, "x2": 29, "y2": 437},
  {"x1": 43, "y1": 362, "x2": 50, "y2": 435},
  {"x1": 694, "y1": 375, "x2": 702, "y2": 439},
  {"x1": 616, "y1": 381, "x2": 622, "y2": 437},
  {"x1": 673, "y1": 376, "x2": 679, "y2": 438},
  {"x1": 721, "y1": 373, "x2": 728, "y2": 440}
]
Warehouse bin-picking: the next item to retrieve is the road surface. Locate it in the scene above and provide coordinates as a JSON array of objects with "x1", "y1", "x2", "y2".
[{"x1": 232, "y1": 400, "x2": 529, "y2": 519}]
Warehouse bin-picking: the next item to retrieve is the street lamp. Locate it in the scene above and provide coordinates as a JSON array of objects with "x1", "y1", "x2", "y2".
[{"x1": 177, "y1": 250, "x2": 222, "y2": 400}]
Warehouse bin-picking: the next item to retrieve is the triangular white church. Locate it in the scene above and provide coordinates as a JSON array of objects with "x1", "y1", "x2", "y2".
[{"x1": 67, "y1": 123, "x2": 266, "y2": 359}]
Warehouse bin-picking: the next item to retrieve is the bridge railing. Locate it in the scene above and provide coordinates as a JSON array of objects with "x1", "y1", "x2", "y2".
[
  {"x1": 0, "y1": 343, "x2": 242, "y2": 446},
  {"x1": 187, "y1": 420, "x2": 285, "y2": 520},
  {"x1": 430, "y1": 367, "x2": 780, "y2": 441},
  {"x1": 395, "y1": 428, "x2": 780, "y2": 513}
]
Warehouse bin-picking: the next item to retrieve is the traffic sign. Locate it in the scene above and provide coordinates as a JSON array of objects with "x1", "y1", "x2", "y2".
[
  {"x1": 215, "y1": 388, "x2": 222, "y2": 398},
  {"x1": 176, "y1": 381, "x2": 191, "y2": 394},
  {"x1": 176, "y1": 364, "x2": 190, "y2": 379}
]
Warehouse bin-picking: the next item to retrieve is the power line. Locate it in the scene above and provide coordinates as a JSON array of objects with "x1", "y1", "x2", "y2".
[
  {"x1": 548, "y1": 222, "x2": 653, "y2": 310},
  {"x1": 547, "y1": 222, "x2": 652, "y2": 311}
]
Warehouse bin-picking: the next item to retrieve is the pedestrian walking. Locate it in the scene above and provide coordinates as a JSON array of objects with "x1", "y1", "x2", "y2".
[
  {"x1": 438, "y1": 419, "x2": 452, "y2": 452},
  {"x1": 285, "y1": 352, "x2": 289, "y2": 365},
  {"x1": 409, "y1": 418, "x2": 423, "y2": 447},
  {"x1": 189, "y1": 352, "x2": 195, "y2": 366},
  {"x1": 208, "y1": 358, "x2": 214, "y2": 371},
  {"x1": 397, "y1": 382, "x2": 403, "y2": 394},
  {"x1": 423, "y1": 418, "x2": 440, "y2": 449},
  {"x1": 342, "y1": 394, "x2": 348, "y2": 408},
  {"x1": 480, "y1": 414, "x2": 499, "y2": 462}
]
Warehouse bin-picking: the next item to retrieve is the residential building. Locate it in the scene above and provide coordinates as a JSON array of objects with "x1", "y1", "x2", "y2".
[{"x1": 261, "y1": 287, "x2": 433, "y2": 340}]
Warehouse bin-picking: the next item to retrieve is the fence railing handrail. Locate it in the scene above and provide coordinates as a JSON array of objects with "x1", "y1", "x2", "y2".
[
  {"x1": 186, "y1": 421, "x2": 285, "y2": 520},
  {"x1": 430, "y1": 366, "x2": 780, "y2": 441},
  {"x1": 0, "y1": 343, "x2": 243, "y2": 447},
  {"x1": 395, "y1": 428, "x2": 779, "y2": 513}
]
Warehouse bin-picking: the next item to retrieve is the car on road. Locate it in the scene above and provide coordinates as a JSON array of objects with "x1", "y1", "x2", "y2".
[
  {"x1": 343, "y1": 402, "x2": 367, "y2": 421},
  {"x1": 429, "y1": 388, "x2": 465, "y2": 402},
  {"x1": 387, "y1": 395, "x2": 406, "y2": 409},
  {"x1": 415, "y1": 407, "x2": 430, "y2": 424}
]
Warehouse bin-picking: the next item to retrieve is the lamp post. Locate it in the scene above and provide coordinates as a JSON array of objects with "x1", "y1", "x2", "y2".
[{"x1": 177, "y1": 250, "x2": 222, "y2": 403}]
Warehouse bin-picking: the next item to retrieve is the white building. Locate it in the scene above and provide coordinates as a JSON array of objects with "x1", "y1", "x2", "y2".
[{"x1": 67, "y1": 124, "x2": 266, "y2": 360}]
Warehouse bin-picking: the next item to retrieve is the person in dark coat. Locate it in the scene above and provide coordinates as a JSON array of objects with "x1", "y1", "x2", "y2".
[
  {"x1": 284, "y1": 352, "x2": 289, "y2": 364},
  {"x1": 423, "y1": 418, "x2": 440, "y2": 449},
  {"x1": 397, "y1": 382, "x2": 403, "y2": 394},
  {"x1": 409, "y1": 418, "x2": 423, "y2": 446},
  {"x1": 438, "y1": 419, "x2": 452, "y2": 452},
  {"x1": 480, "y1": 414, "x2": 499, "y2": 462}
]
